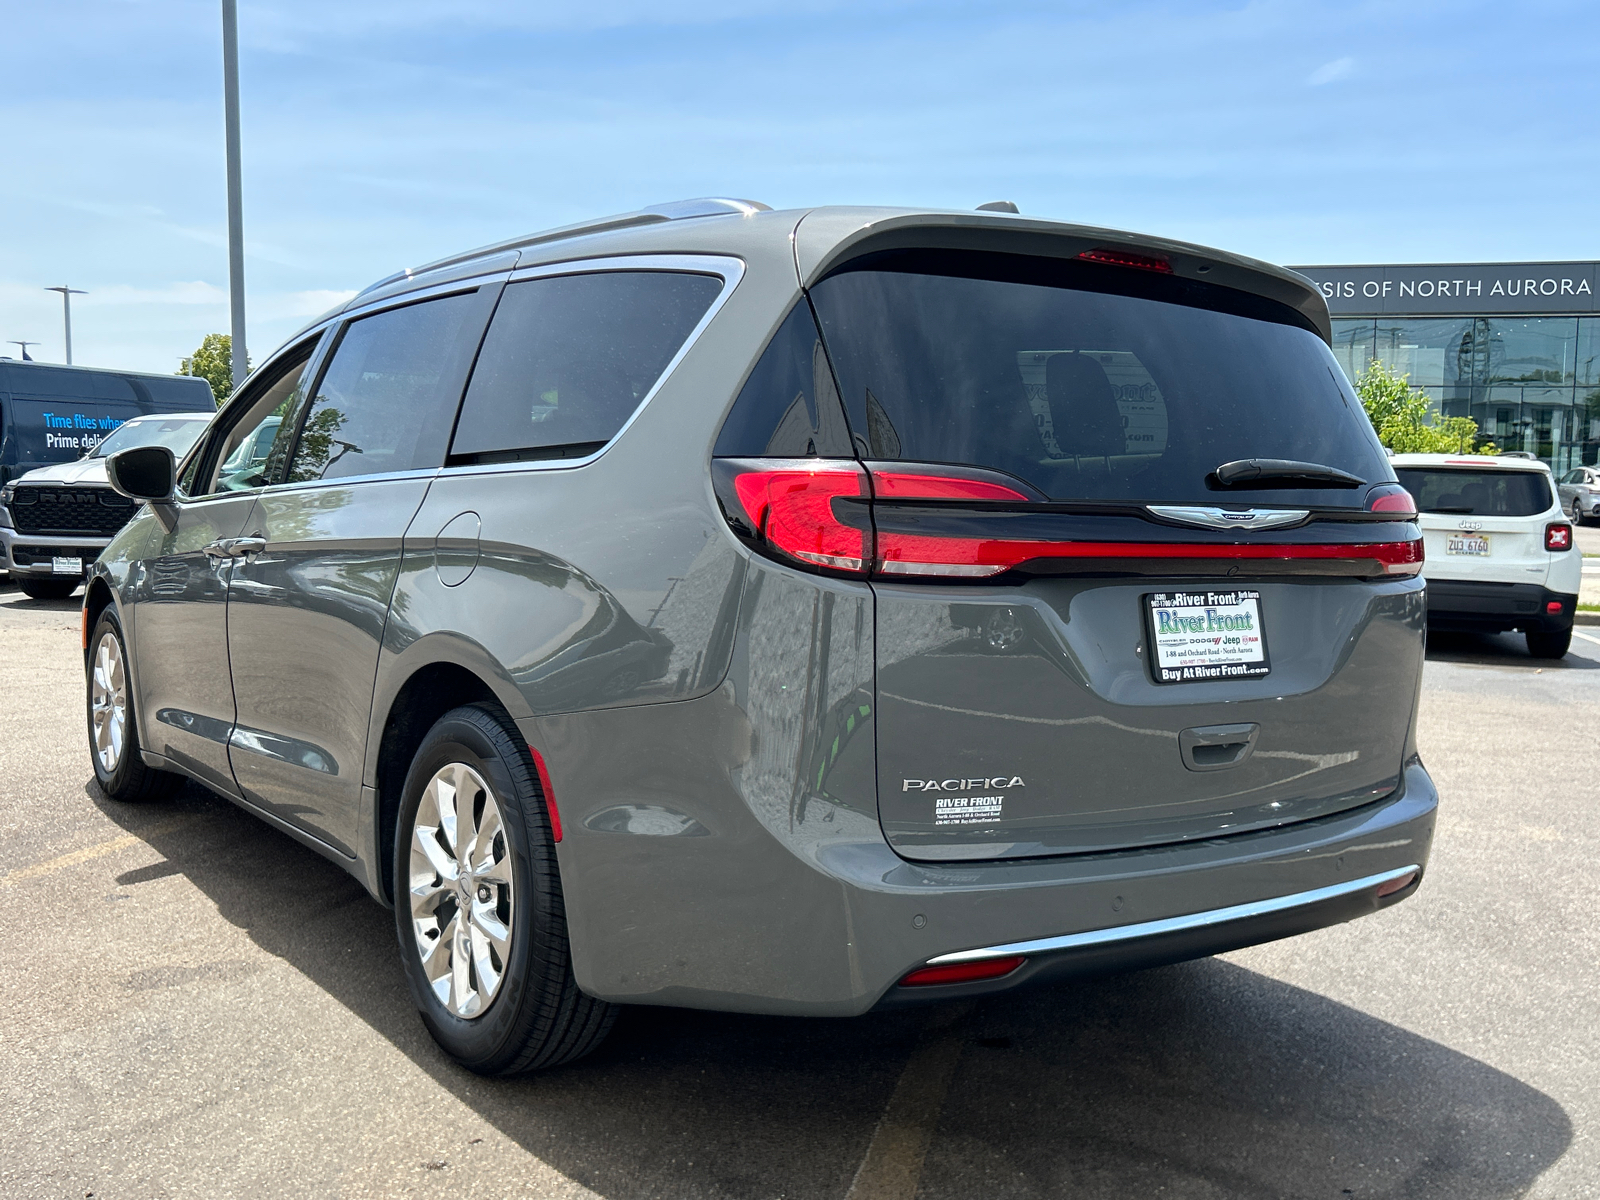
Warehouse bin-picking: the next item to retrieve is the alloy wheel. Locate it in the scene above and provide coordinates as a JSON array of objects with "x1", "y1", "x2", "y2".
[
  {"x1": 408, "y1": 761, "x2": 515, "y2": 1018},
  {"x1": 90, "y1": 631, "x2": 128, "y2": 775}
]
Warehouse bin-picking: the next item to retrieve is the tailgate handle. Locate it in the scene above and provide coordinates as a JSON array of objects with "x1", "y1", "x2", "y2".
[{"x1": 1179, "y1": 723, "x2": 1260, "y2": 772}]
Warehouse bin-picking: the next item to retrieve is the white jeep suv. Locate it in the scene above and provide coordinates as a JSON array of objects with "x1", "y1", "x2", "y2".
[{"x1": 1392, "y1": 453, "x2": 1580, "y2": 658}]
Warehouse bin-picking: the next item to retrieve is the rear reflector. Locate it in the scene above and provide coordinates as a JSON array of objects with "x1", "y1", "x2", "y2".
[
  {"x1": 1077, "y1": 247, "x2": 1174, "y2": 273},
  {"x1": 731, "y1": 463, "x2": 869, "y2": 573},
  {"x1": 1376, "y1": 870, "x2": 1417, "y2": 898},
  {"x1": 1546, "y1": 523, "x2": 1573, "y2": 551},
  {"x1": 899, "y1": 955, "x2": 1027, "y2": 987},
  {"x1": 528, "y1": 745, "x2": 563, "y2": 842},
  {"x1": 1548, "y1": 600, "x2": 1564, "y2": 614}
]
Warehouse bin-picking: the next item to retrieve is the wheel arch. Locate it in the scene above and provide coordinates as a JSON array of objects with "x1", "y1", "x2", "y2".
[
  {"x1": 82, "y1": 575, "x2": 117, "y2": 665},
  {"x1": 370, "y1": 658, "x2": 508, "y2": 905}
]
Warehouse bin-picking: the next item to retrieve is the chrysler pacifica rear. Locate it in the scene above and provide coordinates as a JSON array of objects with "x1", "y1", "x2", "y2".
[{"x1": 85, "y1": 201, "x2": 1435, "y2": 1073}]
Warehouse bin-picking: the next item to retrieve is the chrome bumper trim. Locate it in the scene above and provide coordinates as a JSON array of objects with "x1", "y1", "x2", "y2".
[{"x1": 924, "y1": 864, "x2": 1420, "y2": 966}]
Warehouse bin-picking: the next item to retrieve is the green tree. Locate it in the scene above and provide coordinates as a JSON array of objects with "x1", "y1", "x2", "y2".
[
  {"x1": 1354, "y1": 359, "x2": 1499, "y2": 455},
  {"x1": 178, "y1": 333, "x2": 240, "y2": 407}
]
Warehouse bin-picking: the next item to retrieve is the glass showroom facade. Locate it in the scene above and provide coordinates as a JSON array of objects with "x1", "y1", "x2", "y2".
[{"x1": 1290, "y1": 261, "x2": 1600, "y2": 472}]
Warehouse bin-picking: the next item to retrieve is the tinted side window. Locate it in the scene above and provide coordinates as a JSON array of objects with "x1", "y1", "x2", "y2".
[
  {"x1": 714, "y1": 302, "x2": 852, "y2": 457},
  {"x1": 450, "y1": 271, "x2": 724, "y2": 463},
  {"x1": 289, "y1": 292, "x2": 483, "y2": 484}
]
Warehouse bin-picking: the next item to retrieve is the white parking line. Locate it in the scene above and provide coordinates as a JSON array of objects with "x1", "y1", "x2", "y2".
[{"x1": 1572, "y1": 629, "x2": 1600, "y2": 648}]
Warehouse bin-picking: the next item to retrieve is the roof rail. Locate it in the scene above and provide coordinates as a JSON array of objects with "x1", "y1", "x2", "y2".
[{"x1": 355, "y1": 197, "x2": 772, "y2": 298}]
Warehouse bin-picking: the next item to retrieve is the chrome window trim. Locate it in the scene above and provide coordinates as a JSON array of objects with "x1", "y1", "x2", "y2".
[
  {"x1": 254, "y1": 466, "x2": 443, "y2": 497},
  {"x1": 923, "y1": 864, "x2": 1420, "y2": 965},
  {"x1": 439, "y1": 253, "x2": 746, "y2": 478},
  {"x1": 335, "y1": 265, "x2": 514, "y2": 324}
]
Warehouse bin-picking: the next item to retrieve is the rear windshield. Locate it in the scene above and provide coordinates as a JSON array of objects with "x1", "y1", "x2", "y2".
[
  {"x1": 1394, "y1": 468, "x2": 1552, "y2": 516},
  {"x1": 808, "y1": 251, "x2": 1391, "y2": 506}
]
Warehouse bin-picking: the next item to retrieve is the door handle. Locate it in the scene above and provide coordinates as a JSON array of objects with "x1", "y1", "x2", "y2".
[
  {"x1": 203, "y1": 536, "x2": 267, "y2": 559},
  {"x1": 1178, "y1": 723, "x2": 1260, "y2": 772}
]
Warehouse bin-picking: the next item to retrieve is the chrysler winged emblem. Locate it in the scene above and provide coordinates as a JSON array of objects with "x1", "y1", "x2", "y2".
[{"x1": 1146, "y1": 505, "x2": 1310, "y2": 531}]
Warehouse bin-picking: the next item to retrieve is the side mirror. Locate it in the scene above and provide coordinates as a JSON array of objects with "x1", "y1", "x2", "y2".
[{"x1": 106, "y1": 445, "x2": 179, "y2": 533}]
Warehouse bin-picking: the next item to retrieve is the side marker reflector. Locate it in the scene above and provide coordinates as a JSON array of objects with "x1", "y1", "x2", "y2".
[
  {"x1": 1376, "y1": 870, "x2": 1417, "y2": 898},
  {"x1": 528, "y1": 745, "x2": 563, "y2": 842},
  {"x1": 899, "y1": 955, "x2": 1027, "y2": 987}
]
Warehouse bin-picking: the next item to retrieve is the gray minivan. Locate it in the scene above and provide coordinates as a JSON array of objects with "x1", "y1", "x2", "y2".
[{"x1": 84, "y1": 200, "x2": 1436, "y2": 1074}]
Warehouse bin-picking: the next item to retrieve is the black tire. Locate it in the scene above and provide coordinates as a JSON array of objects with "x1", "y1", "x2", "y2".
[
  {"x1": 87, "y1": 609, "x2": 184, "y2": 803},
  {"x1": 1573, "y1": 500, "x2": 1586, "y2": 526},
  {"x1": 1526, "y1": 628, "x2": 1571, "y2": 659},
  {"x1": 20, "y1": 577, "x2": 80, "y2": 600},
  {"x1": 393, "y1": 703, "x2": 616, "y2": 1075}
]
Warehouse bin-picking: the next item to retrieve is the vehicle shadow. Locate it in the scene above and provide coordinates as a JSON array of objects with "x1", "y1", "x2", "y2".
[
  {"x1": 1426, "y1": 628, "x2": 1600, "y2": 669},
  {"x1": 89, "y1": 779, "x2": 1571, "y2": 1199}
]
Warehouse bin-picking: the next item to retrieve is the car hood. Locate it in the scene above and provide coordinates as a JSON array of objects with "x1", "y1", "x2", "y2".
[{"x1": 11, "y1": 457, "x2": 112, "y2": 487}]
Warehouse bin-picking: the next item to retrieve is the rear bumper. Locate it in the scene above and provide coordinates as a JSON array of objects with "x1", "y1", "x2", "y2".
[
  {"x1": 1425, "y1": 579, "x2": 1575, "y2": 634},
  {"x1": 0, "y1": 528, "x2": 107, "y2": 577}
]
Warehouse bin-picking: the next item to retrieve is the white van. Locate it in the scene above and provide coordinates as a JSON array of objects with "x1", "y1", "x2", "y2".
[{"x1": 1392, "y1": 453, "x2": 1580, "y2": 658}]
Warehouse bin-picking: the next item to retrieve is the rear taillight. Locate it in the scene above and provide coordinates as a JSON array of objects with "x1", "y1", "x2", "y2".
[
  {"x1": 876, "y1": 535, "x2": 1425, "y2": 578},
  {"x1": 726, "y1": 460, "x2": 869, "y2": 574},
  {"x1": 1077, "y1": 247, "x2": 1173, "y2": 273},
  {"x1": 718, "y1": 461, "x2": 1425, "y2": 580},
  {"x1": 1546, "y1": 522, "x2": 1573, "y2": 552},
  {"x1": 1366, "y1": 484, "x2": 1417, "y2": 516},
  {"x1": 899, "y1": 955, "x2": 1027, "y2": 987}
]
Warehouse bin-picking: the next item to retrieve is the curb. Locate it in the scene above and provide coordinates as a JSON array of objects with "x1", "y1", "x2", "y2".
[{"x1": 1577, "y1": 612, "x2": 1600, "y2": 626}]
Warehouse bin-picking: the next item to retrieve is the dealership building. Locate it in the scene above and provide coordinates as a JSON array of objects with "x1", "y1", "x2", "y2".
[{"x1": 1289, "y1": 261, "x2": 1600, "y2": 472}]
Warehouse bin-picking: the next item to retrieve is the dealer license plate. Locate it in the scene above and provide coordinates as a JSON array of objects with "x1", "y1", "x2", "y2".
[
  {"x1": 1145, "y1": 589, "x2": 1270, "y2": 684},
  {"x1": 51, "y1": 556, "x2": 83, "y2": 576},
  {"x1": 1446, "y1": 533, "x2": 1490, "y2": 556}
]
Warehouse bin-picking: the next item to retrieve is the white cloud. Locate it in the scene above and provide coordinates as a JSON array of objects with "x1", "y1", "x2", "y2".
[{"x1": 1306, "y1": 56, "x2": 1354, "y2": 86}]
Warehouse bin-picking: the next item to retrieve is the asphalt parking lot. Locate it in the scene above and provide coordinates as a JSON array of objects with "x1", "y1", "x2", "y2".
[{"x1": 2, "y1": 574, "x2": 1596, "y2": 1199}]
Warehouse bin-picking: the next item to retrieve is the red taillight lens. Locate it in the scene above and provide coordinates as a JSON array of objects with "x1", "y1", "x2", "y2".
[
  {"x1": 871, "y1": 471, "x2": 1030, "y2": 503},
  {"x1": 731, "y1": 463, "x2": 869, "y2": 573},
  {"x1": 1547, "y1": 600, "x2": 1565, "y2": 614},
  {"x1": 899, "y1": 955, "x2": 1027, "y2": 987},
  {"x1": 876, "y1": 534, "x2": 1426, "y2": 579},
  {"x1": 1077, "y1": 247, "x2": 1173, "y2": 273},
  {"x1": 1546, "y1": 522, "x2": 1573, "y2": 551},
  {"x1": 1366, "y1": 485, "x2": 1417, "y2": 516}
]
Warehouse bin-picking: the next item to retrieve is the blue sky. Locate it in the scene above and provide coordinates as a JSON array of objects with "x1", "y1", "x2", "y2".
[{"x1": 3, "y1": 0, "x2": 1598, "y2": 374}]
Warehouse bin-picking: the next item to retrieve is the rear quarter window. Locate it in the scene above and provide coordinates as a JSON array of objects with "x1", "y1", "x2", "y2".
[{"x1": 450, "y1": 270, "x2": 724, "y2": 464}]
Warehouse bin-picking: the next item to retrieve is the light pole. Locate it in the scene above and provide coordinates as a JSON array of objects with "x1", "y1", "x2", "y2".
[
  {"x1": 221, "y1": 0, "x2": 247, "y2": 394},
  {"x1": 45, "y1": 286, "x2": 87, "y2": 365},
  {"x1": 8, "y1": 341, "x2": 40, "y2": 361}
]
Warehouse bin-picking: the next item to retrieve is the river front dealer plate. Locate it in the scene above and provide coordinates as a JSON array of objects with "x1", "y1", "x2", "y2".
[{"x1": 1144, "y1": 589, "x2": 1270, "y2": 684}]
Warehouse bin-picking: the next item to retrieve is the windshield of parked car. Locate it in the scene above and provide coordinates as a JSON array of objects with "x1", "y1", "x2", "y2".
[
  {"x1": 89, "y1": 415, "x2": 211, "y2": 460},
  {"x1": 1394, "y1": 467, "x2": 1553, "y2": 516}
]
